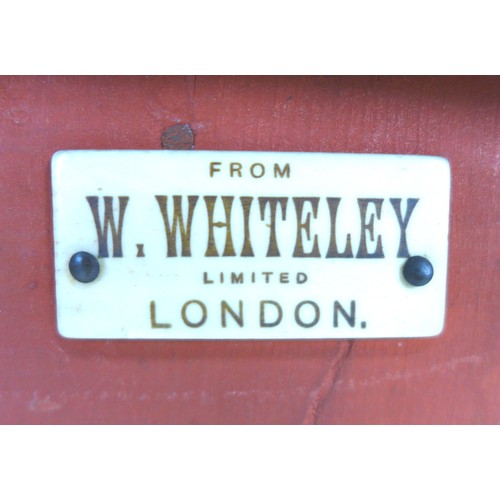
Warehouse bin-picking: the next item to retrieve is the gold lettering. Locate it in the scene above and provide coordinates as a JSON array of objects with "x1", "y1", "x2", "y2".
[
  {"x1": 181, "y1": 300, "x2": 207, "y2": 328},
  {"x1": 86, "y1": 196, "x2": 129, "y2": 258},
  {"x1": 156, "y1": 195, "x2": 198, "y2": 257},
  {"x1": 333, "y1": 300, "x2": 356, "y2": 327},
  {"x1": 209, "y1": 162, "x2": 221, "y2": 177},
  {"x1": 390, "y1": 198, "x2": 419, "y2": 257},
  {"x1": 203, "y1": 272, "x2": 214, "y2": 284},
  {"x1": 250, "y1": 163, "x2": 265, "y2": 178},
  {"x1": 230, "y1": 162, "x2": 242, "y2": 177},
  {"x1": 297, "y1": 272, "x2": 308, "y2": 284},
  {"x1": 240, "y1": 196, "x2": 254, "y2": 257},
  {"x1": 294, "y1": 301, "x2": 320, "y2": 328},
  {"x1": 280, "y1": 272, "x2": 289, "y2": 283},
  {"x1": 204, "y1": 196, "x2": 236, "y2": 257},
  {"x1": 258, "y1": 197, "x2": 288, "y2": 257},
  {"x1": 356, "y1": 198, "x2": 384, "y2": 258},
  {"x1": 292, "y1": 197, "x2": 320, "y2": 258},
  {"x1": 326, "y1": 197, "x2": 353, "y2": 258},
  {"x1": 231, "y1": 272, "x2": 244, "y2": 284},
  {"x1": 274, "y1": 163, "x2": 290, "y2": 178},
  {"x1": 221, "y1": 301, "x2": 243, "y2": 327},
  {"x1": 150, "y1": 301, "x2": 172, "y2": 329},
  {"x1": 260, "y1": 301, "x2": 282, "y2": 327}
]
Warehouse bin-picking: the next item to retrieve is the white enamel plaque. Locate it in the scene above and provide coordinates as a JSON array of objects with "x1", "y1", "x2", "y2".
[{"x1": 52, "y1": 150, "x2": 450, "y2": 339}]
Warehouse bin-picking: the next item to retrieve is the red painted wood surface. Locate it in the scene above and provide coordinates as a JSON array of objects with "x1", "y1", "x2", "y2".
[{"x1": 0, "y1": 76, "x2": 498, "y2": 424}]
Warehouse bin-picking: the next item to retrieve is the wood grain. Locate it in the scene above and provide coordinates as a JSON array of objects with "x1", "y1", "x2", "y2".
[{"x1": 0, "y1": 76, "x2": 498, "y2": 423}]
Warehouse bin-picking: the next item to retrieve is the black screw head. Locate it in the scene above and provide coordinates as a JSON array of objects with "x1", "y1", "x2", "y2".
[
  {"x1": 69, "y1": 251, "x2": 100, "y2": 283},
  {"x1": 403, "y1": 256, "x2": 433, "y2": 286}
]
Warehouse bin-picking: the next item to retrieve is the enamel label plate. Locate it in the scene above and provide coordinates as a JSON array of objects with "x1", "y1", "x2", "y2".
[{"x1": 52, "y1": 151, "x2": 450, "y2": 339}]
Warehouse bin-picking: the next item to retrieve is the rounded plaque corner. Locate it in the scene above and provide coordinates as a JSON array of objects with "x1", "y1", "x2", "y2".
[
  {"x1": 426, "y1": 315, "x2": 447, "y2": 338},
  {"x1": 51, "y1": 150, "x2": 71, "y2": 165},
  {"x1": 55, "y1": 324, "x2": 74, "y2": 340},
  {"x1": 435, "y1": 155, "x2": 451, "y2": 177}
]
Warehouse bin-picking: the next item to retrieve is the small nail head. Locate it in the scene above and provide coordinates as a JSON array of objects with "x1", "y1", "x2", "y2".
[
  {"x1": 161, "y1": 123, "x2": 194, "y2": 150},
  {"x1": 403, "y1": 256, "x2": 433, "y2": 286},
  {"x1": 69, "y1": 251, "x2": 100, "y2": 283}
]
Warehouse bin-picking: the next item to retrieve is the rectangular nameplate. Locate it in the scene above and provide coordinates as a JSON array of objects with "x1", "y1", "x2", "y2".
[{"x1": 52, "y1": 151, "x2": 450, "y2": 339}]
